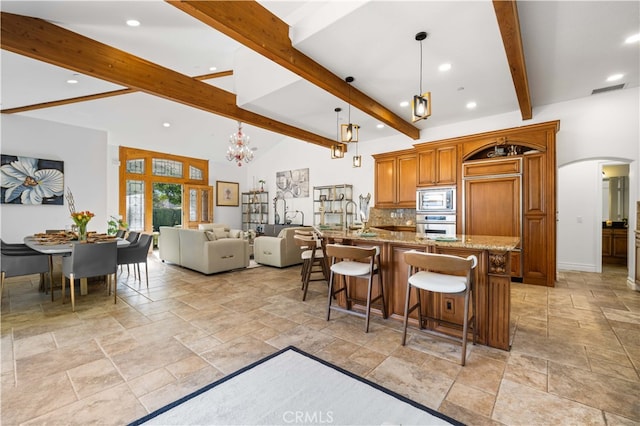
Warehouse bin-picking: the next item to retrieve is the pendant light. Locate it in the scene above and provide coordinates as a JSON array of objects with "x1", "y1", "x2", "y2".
[
  {"x1": 340, "y1": 76, "x2": 359, "y2": 142},
  {"x1": 412, "y1": 32, "x2": 431, "y2": 122},
  {"x1": 331, "y1": 107, "x2": 345, "y2": 159}
]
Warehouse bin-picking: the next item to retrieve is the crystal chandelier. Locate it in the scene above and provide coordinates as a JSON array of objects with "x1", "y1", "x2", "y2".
[{"x1": 226, "y1": 121, "x2": 254, "y2": 167}]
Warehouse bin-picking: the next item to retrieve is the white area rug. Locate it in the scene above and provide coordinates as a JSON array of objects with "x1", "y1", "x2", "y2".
[{"x1": 129, "y1": 346, "x2": 462, "y2": 426}]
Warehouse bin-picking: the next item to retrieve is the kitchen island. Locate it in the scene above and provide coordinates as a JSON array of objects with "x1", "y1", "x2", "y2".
[{"x1": 314, "y1": 226, "x2": 519, "y2": 350}]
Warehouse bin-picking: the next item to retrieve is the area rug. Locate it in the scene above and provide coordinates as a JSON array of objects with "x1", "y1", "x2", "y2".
[{"x1": 129, "y1": 345, "x2": 463, "y2": 426}]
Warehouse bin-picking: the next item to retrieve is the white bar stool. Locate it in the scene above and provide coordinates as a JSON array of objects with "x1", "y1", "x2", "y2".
[
  {"x1": 325, "y1": 243, "x2": 387, "y2": 332},
  {"x1": 402, "y1": 250, "x2": 478, "y2": 366}
]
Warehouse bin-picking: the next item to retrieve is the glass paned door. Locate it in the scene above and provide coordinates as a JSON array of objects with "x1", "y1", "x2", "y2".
[
  {"x1": 125, "y1": 180, "x2": 145, "y2": 231},
  {"x1": 153, "y1": 182, "x2": 183, "y2": 231},
  {"x1": 184, "y1": 184, "x2": 213, "y2": 229}
]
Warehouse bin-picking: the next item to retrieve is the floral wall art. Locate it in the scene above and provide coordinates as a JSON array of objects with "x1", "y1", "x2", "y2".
[
  {"x1": 0, "y1": 155, "x2": 64, "y2": 205},
  {"x1": 275, "y1": 168, "x2": 309, "y2": 199}
]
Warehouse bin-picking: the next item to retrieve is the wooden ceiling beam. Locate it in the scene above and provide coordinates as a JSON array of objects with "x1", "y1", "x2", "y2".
[
  {"x1": 167, "y1": 0, "x2": 421, "y2": 140},
  {"x1": 493, "y1": 0, "x2": 533, "y2": 120},
  {"x1": 0, "y1": 12, "x2": 341, "y2": 150},
  {"x1": 1, "y1": 70, "x2": 234, "y2": 114}
]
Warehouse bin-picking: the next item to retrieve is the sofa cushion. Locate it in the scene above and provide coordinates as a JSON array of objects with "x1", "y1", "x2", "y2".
[
  {"x1": 205, "y1": 230, "x2": 217, "y2": 241},
  {"x1": 213, "y1": 228, "x2": 229, "y2": 239}
]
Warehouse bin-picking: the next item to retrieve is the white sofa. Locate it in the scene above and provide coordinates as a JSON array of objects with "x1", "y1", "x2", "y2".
[
  {"x1": 253, "y1": 226, "x2": 312, "y2": 268},
  {"x1": 158, "y1": 224, "x2": 249, "y2": 274}
]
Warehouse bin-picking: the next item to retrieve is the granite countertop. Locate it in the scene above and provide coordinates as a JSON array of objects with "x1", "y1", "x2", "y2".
[{"x1": 314, "y1": 225, "x2": 519, "y2": 251}]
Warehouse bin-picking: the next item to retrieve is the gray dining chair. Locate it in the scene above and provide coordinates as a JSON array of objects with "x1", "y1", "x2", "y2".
[
  {"x1": 117, "y1": 233, "x2": 153, "y2": 287},
  {"x1": 115, "y1": 229, "x2": 126, "y2": 238},
  {"x1": 1, "y1": 246, "x2": 52, "y2": 302},
  {"x1": 125, "y1": 231, "x2": 140, "y2": 244},
  {"x1": 61, "y1": 241, "x2": 117, "y2": 312}
]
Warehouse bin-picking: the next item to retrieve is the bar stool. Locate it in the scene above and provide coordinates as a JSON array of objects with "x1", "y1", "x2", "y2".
[
  {"x1": 401, "y1": 250, "x2": 477, "y2": 366},
  {"x1": 293, "y1": 230, "x2": 329, "y2": 301},
  {"x1": 325, "y1": 244, "x2": 387, "y2": 332}
]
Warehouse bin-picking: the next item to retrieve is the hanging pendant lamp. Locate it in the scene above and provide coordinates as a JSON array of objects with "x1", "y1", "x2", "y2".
[
  {"x1": 341, "y1": 77, "x2": 359, "y2": 142},
  {"x1": 331, "y1": 107, "x2": 345, "y2": 159},
  {"x1": 412, "y1": 32, "x2": 431, "y2": 122}
]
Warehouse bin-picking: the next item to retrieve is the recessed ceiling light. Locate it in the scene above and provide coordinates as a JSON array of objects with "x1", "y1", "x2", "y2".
[
  {"x1": 126, "y1": 19, "x2": 140, "y2": 27},
  {"x1": 607, "y1": 73, "x2": 624, "y2": 82},
  {"x1": 466, "y1": 101, "x2": 477, "y2": 109},
  {"x1": 376, "y1": 124, "x2": 385, "y2": 129},
  {"x1": 439, "y1": 63, "x2": 452, "y2": 72},
  {"x1": 400, "y1": 101, "x2": 409, "y2": 107},
  {"x1": 625, "y1": 33, "x2": 640, "y2": 44},
  {"x1": 66, "y1": 78, "x2": 78, "y2": 84},
  {"x1": 162, "y1": 122, "x2": 171, "y2": 128},
  {"x1": 209, "y1": 66, "x2": 217, "y2": 72}
]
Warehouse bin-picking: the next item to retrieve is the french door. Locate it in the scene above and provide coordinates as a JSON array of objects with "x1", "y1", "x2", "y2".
[{"x1": 119, "y1": 147, "x2": 212, "y2": 232}]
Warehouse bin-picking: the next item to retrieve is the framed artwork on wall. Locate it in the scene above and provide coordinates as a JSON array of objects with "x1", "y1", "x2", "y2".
[
  {"x1": 0, "y1": 154, "x2": 64, "y2": 205},
  {"x1": 216, "y1": 181, "x2": 239, "y2": 206},
  {"x1": 275, "y1": 168, "x2": 309, "y2": 199}
]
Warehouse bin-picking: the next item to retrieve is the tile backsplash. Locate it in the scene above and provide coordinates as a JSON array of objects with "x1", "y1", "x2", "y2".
[{"x1": 369, "y1": 207, "x2": 416, "y2": 226}]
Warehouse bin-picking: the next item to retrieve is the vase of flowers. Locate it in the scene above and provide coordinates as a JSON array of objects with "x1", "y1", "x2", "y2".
[{"x1": 72, "y1": 210, "x2": 95, "y2": 242}]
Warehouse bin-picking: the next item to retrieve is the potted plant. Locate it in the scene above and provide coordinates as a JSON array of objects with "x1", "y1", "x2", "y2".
[
  {"x1": 258, "y1": 179, "x2": 266, "y2": 192},
  {"x1": 107, "y1": 215, "x2": 128, "y2": 236}
]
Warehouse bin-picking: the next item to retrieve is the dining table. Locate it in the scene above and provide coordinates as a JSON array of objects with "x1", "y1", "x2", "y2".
[{"x1": 24, "y1": 232, "x2": 130, "y2": 296}]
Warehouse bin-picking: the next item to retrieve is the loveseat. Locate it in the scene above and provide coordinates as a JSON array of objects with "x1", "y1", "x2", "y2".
[
  {"x1": 158, "y1": 224, "x2": 249, "y2": 274},
  {"x1": 252, "y1": 226, "x2": 312, "y2": 268}
]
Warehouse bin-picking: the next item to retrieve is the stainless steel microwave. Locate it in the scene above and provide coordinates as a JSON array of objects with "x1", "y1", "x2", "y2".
[{"x1": 416, "y1": 187, "x2": 456, "y2": 213}]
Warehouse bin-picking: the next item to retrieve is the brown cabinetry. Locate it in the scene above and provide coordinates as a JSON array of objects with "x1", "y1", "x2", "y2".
[
  {"x1": 373, "y1": 150, "x2": 416, "y2": 208},
  {"x1": 603, "y1": 228, "x2": 628, "y2": 265},
  {"x1": 463, "y1": 158, "x2": 522, "y2": 280},
  {"x1": 417, "y1": 145, "x2": 457, "y2": 187}
]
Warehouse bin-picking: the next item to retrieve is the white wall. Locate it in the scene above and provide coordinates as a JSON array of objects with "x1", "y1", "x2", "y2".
[
  {"x1": 4, "y1": 87, "x2": 639, "y2": 282},
  {"x1": 1, "y1": 115, "x2": 108, "y2": 243}
]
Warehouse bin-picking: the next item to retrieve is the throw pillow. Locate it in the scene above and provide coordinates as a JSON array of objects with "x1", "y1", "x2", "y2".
[
  {"x1": 229, "y1": 229, "x2": 242, "y2": 239},
  {"x1": 205, "y1": 231, "x2": 217, "y2": 241},
  {"x1": 213, "y1": 228, "x2": 229, "y2": 239}
]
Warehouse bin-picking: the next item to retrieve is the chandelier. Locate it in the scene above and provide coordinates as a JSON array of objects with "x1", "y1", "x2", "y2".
[{"x1": 226, "y1": 121, "x2": 254, "y2": 167}]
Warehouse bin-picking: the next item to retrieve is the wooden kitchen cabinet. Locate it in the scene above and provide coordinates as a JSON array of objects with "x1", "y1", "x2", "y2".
[
  {"x1": 603, "y1": 228, "x2": 628, "y2": 265},
  {"x1": 373, "y1": 149, "x2": 416, "y2": 208},
  {"x1": 417, "y1": 145, "x2": 457, "y2": 187}
]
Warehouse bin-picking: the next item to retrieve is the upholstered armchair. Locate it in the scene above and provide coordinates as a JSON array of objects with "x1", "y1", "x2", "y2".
[{"x1": 253, "y1": 226, "x2": 312, "y2": 268}]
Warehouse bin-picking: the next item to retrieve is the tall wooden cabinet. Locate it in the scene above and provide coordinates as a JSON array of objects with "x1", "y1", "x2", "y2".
[{"x1": 373, "y1": 149, "x2": 416, "y2": 208}]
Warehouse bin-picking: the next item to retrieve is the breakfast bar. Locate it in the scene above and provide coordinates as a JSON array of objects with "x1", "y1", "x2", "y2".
[{"x1": 315, "y1": 226, "x2": 519, "y2": 350}]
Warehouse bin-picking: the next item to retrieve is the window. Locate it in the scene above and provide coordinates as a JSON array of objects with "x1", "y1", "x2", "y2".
[{"x1": 119, "y1": 147, "x2": 211, "y2": 232}]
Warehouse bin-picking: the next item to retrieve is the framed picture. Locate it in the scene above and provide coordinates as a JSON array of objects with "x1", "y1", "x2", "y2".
[
  {"x1": 1, "y1": 154, "x2": 64, "y2": 205},
  {"x1": 216, "y1": 181, "x2": 239, "y2": 206}
]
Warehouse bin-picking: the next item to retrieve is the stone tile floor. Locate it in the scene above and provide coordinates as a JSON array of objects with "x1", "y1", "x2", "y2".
[{"x1": 1, "y1": 252, "x2": 638, "y2": 425}]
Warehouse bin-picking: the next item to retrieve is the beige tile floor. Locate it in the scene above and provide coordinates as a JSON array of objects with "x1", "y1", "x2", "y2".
[{"x1": 1, "y1": 252, "x2": 639, "y2": 425}]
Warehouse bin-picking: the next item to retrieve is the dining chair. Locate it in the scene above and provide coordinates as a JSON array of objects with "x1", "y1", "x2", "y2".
[
  {"x1": 1, "y1": 246, "x2": 52, "y2": 302},
  {"x1": 117, "y1": 233, "x2": 153, "y2": 287},
  {"x1": 61, "y1": 241, "x2": 117, "y2": 312},
  {"x1": 125, "y1": 231, "x2": 140, "y2": 244},
  {"x1": 401, "y1": 250, "x2": 478, "y2": 366},
  {"x1": 325, "y1": 243, "x2": 387, "y2": 333},
  {"x1": 115, "y1": 229, "x2": 126, "y2": 238}
]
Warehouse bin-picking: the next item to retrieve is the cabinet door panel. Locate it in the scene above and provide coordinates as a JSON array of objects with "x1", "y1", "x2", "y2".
[
  {"x1": 375, "y1": 158, "x2": 396, "y2": 206},
  {"x1": 523, "y1": 215, "x2": 548, "y2": 284},
  {"x1": 417, "y1": 150, "x2": 436, "y2": 186},
  {"x1": 524, "y1": 153, "x2": 545, "y2": 214},
  {"x1": 436, "y1": 146, "x2": 458, "y2": 185},
  {"x1": 397, "y1": 155, "x2": 417, "y2": 206},
  {"x1": 464, "y1": 176, "x2": 521, "y2": 238}
]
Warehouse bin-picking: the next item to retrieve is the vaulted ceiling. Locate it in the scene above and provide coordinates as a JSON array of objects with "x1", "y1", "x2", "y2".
[{"x1": 1, "y1": 1, "x2": 638, "y2": 157}]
